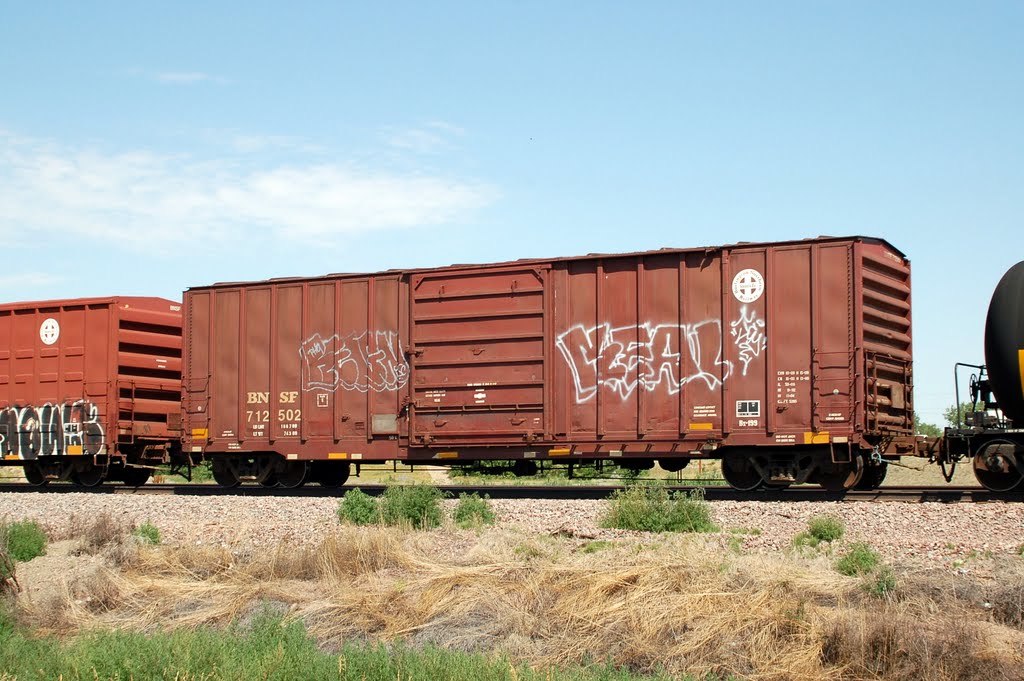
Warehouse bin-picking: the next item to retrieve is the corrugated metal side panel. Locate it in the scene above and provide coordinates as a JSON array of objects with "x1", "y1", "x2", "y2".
[
  {"x1": 857, "y1": 242, "x2": 913, "y2": 434},
  {"x1": 114, "y1": 299, "x2": 182, "y2": 439},
  {"x1": 722, "y1": 247, "x2": 772, "y2": 437},
  {"x1": 0, "y1": 301, "x2": 116, "y2": 460},
  {"x1": 409, "y1": 266, "x2": 546, "y2": 444},
  {"x1": 762, "y1": 245, "x2": 814, "y2": 437},
  {"x1": 553, "y1": 252, "x2": 731, "y2": 443},
  {"x1": 186, "y1": 277, "x2": 408, "y2": 457},
  {"x1": 808, "y1": 242, "x2": 857, "y2": 432}
]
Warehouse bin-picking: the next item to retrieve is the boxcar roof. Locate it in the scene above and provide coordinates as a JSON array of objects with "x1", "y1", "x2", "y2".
[{"x1": 192, "y1": 234, "x2": 906, "y2": 290}]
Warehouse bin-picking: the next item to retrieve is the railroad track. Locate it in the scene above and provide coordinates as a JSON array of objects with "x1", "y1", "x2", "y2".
[{"x1": 0, "y1": 483, "x2": 1019, "y2": 502}]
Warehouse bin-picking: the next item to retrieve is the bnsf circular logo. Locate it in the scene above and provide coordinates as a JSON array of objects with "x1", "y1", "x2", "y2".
[
  {"x1": 40, "y1": 318, "x2": 60, "y2": 345},
  {"x1": 732, "y1": 269, "x2": 764, "y2": 304}
]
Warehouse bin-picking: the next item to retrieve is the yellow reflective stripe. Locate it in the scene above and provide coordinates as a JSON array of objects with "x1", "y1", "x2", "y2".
[{"x1": 803, "y1": 432, "x2": 830, "y2": 445}]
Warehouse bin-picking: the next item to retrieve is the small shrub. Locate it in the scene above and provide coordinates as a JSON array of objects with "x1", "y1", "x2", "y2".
[
  {"x1": 793, "y1": 515, "x2": 845, "y2": 549},
  {"x1": 337, "y1": 488, "x2": 379, "y2": 526},
  {"x1": 868, "y1": 566, "x2": 897, "y2": 597},
  {"x1": 807, "y1": 515, "x2": 845, "y2": 543},
  {"x1": 2, "y1": 520, "x2": 47, "y2": 562},
  {"x1": 665, "y1": 489, "x2": 717, "y2": 532},
  {"x1": 380, "y1": 484, "x2": 445, "y2": 530},
  {"x1": 837, "y1": 542, "x2": 882, "y2": 577},
  {"x1": 131, "y1": 522, "x2": 161, "y2": 545},
  {"x1": 452, "y1": 493, "x2": 495, "y2": 529},
  {"x1": 602, "y1": 486, "x2": 716, "y2": 533}
]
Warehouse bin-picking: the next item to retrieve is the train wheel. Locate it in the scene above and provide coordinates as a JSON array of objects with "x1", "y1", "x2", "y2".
[
  {"x1": 259, "y1": 473, "x2": 280, "y2": 488},
  {"x1": 813, "y1": 456, "x2": 864, "y2": 492},
  {"x1": 276, "y1": 462, "x2": 309, "y2": 489},
  {"x1": 71, "y1": 466, "x2": 106, "y2": 488},
  {"x1": 23, "y1": 462, "x2": 48, "y2": 486},
  {"x1": 720, "y1": 454, "x2": 763, "y2": 491},
  {"x1": 120, "y1": 467, "x2": 152, "y2": 486},
  {"x1": 211, "y1": 459, "x2": 241, "y2": 488},
  {"x1": 312, "y1": 461, "x2": 350, "y2": 488},
  {"x1": 853, "y1": 460, "x2": 887, "y2": 490},
  {"x1": 973, "y1": 441, "x2": 1024, "y2": 492}
]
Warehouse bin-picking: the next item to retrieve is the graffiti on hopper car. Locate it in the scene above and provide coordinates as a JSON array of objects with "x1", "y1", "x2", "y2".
[
  {"x1": 556, "y1": 313, "x2": 768, "y2": 403},
  {"x1": 300, "y1": 331, "x2": 410, "y2": 393},
  {"x1": 0, "y1": 400, "x2": 106, "y2": 459}
]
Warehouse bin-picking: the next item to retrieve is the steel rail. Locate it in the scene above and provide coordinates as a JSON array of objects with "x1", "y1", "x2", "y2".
[{"x1": 0, "y1": 483, "x2": 1019, "y2": 502}]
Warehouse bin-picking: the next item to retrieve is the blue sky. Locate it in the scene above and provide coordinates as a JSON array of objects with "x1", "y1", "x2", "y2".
[{"x1": 1, "y1": 2, "x2": 1021, "y2": 426}]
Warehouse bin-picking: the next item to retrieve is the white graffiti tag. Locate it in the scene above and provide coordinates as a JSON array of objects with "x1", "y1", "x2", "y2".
[
  {"x1": 300, "y1": 331, "x2": 410, "y2": 393},
  {"x1": 555, "y1": 321, "x2": 735, "y2": 403},
  {"x1": 0, "y1": 400, "x2": 106, "y2": 459},
  {"x1": 730, "y1": 305, "x2": 767, "y2": 376}
]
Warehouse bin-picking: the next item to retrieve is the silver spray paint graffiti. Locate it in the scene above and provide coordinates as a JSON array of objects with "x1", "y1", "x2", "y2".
[
  {"x1": 730, "y1": 305, "x2": 767, "y2": 376},
  {"x1": 556, "y1": 313, "x2": 768, "y2": 404},
  {"x1": 0, "y1": 401, "x2": 106, "y2": 459},
  {"x1": 300, "y1": 331, "x2": 410, "y2": 393}
]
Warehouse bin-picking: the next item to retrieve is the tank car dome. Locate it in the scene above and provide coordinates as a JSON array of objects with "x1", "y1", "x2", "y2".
[{"x1": 984, "y1": 261, "x2": 1024, "y2": 424}]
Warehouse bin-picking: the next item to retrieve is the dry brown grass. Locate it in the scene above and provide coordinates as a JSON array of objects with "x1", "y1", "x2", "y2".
[
  {"x1": 13, "y1": 527, "x2": 1024, "y2": 680},
  {"x1": 66, "y1": 512, "x2": 130, "y2": 555}
]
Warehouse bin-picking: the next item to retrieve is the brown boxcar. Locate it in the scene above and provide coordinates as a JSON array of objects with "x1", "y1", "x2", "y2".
[
  {"x1": 183, "y1": 236, "x2": 915, "y2": 490},
  {"x1": 0, "y1": 297, "x2": 183, "y2": 486}
]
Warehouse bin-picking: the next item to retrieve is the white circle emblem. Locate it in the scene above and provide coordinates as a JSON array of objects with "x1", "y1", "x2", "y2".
[
  {"x1": 731, "y1": 269, "x2": 764, "y2": 304},
  {"x1": 40, "y1": 318, "x2": 60, "y2": 346}
]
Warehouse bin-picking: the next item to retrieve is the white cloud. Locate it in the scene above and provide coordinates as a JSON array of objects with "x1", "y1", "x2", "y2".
[
  {"x1": 200, "y1": 129, "x2": 325, "y2": 154},
  {"x1": 156, "y1": 71, "x2": 223, "y2": 84},
  {"x1": 0, "y1": 131, "x2": 498, "y2": 249},
  {"x1": 384, "y1": 121, "x2": 466, "y2": 154}
]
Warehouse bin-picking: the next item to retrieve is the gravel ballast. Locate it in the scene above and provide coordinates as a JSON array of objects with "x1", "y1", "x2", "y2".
[{"x1": 1, "y1": 493, "x2": 1022, "y2": 574}]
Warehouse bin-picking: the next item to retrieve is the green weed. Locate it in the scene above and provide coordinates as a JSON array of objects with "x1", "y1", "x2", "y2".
[
  {"x1": 380, "y1": 484, "x2": 445, "y2": 530},
  {"x1": 867, "y1": 566, "x2": 897, "y2": 597},
  {"x1": 793, "y1": 515, "x2": 845, "y2": 549},
  {"x1": 807, "y1": 515, "x2": 844, "y2": 543},
  {"x1": 836, "y1": 542, "x2": 882, "y2": 577},
  {"x1": 337, "y1": 488, "x2": 379, "y2": 525},
  {"x1": 1, "y1": 520, "x2": 47, "y2": 562},
  {"x1": 131, "y1": 522, "x2": 161, "y2": 545},
  {"x1": 602, "y1": 486, "x2": 716, "y2": 533},
  {"x1": 452, "y1": 492, "x2": 496, "y2": 529}
]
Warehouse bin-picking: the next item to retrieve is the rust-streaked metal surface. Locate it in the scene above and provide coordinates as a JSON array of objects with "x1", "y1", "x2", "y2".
[
  {"x1": 0, "y1": 297, "x2": 183, "y2": 462},
  {"x1": 183, "y1": 236, "x2": 913, "y2": 463}
]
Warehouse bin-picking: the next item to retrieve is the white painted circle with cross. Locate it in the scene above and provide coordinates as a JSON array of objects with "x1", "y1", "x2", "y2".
[
  {"x1": 731, "y1": 269, "x2": 764, "y2": 303},
  {"x1": 40, "y1": 318, "x2": 60, "y2": 345}
]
